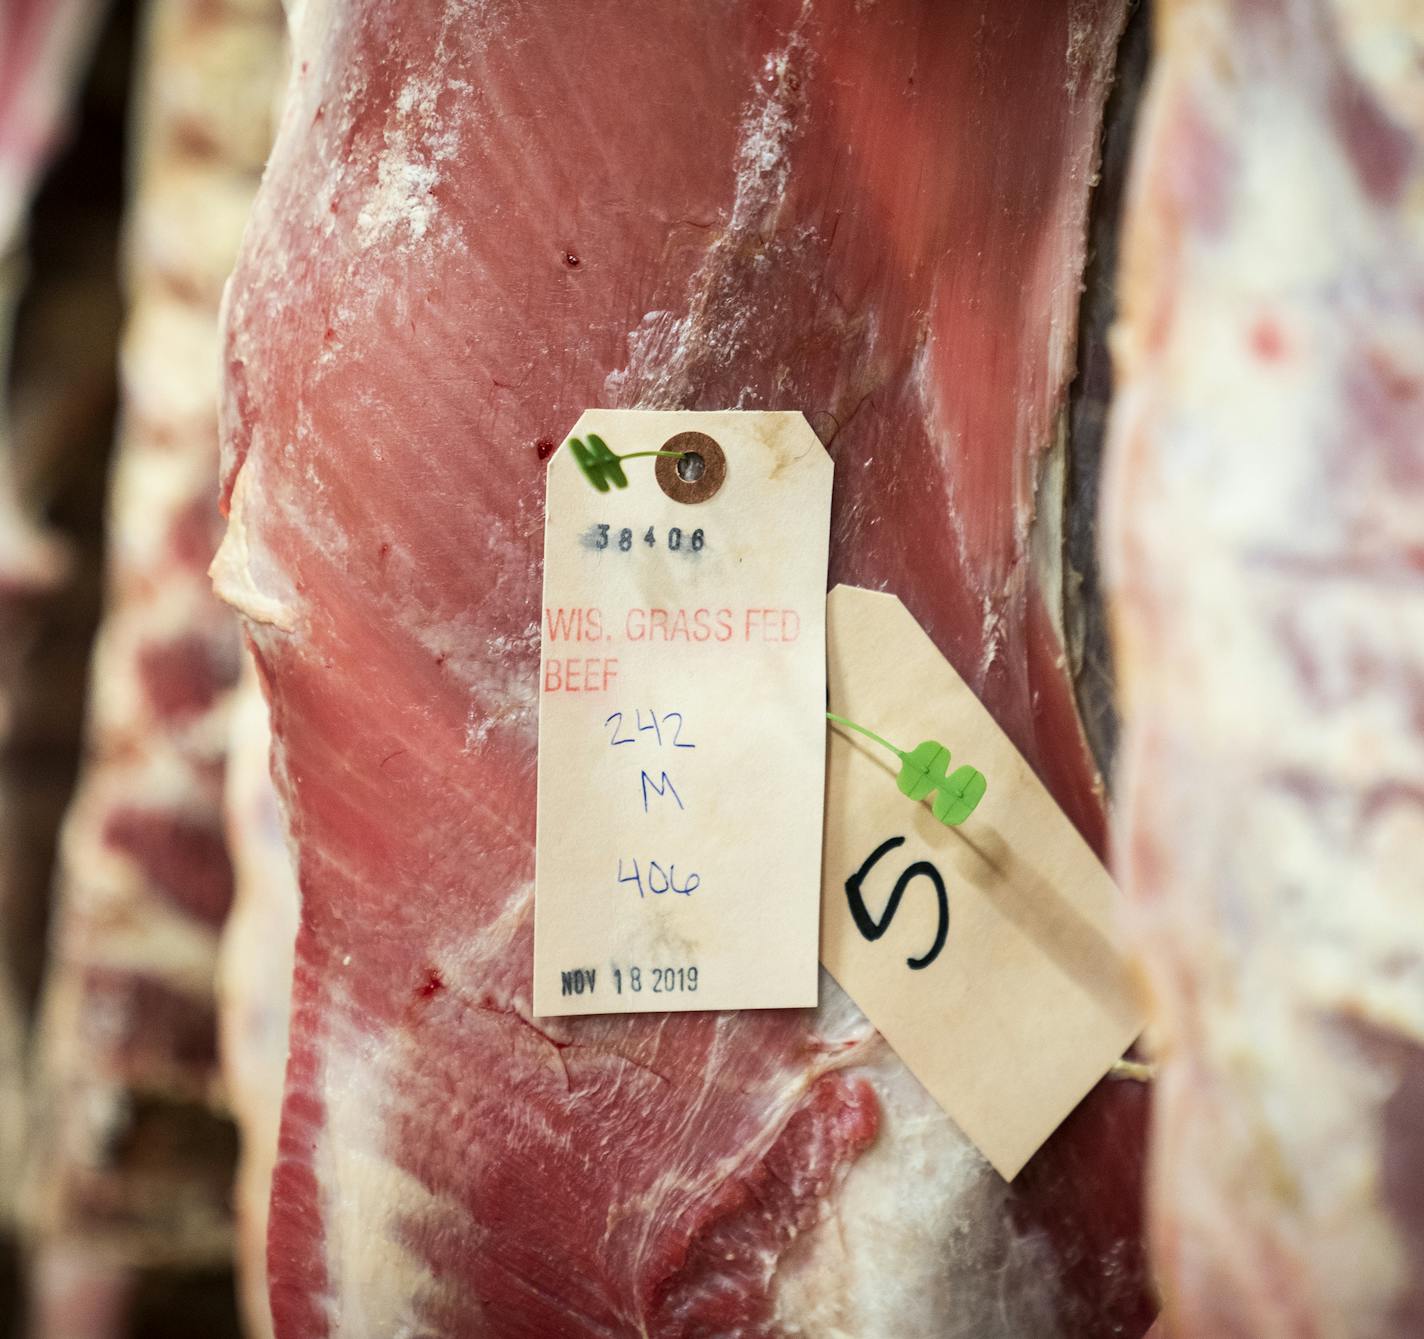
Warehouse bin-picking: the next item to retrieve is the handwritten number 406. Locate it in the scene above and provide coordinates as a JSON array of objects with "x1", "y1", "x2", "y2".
[{"x1": 845, "y1": 836, "x2": 949, "y2": 971}]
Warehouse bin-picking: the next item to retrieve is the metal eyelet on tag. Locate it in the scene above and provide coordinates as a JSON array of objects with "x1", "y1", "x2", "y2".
[{"x1": 656, "y1": 432, "x2": 725, "y2": 504}]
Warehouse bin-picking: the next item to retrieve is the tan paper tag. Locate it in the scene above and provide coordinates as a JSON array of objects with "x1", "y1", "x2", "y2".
[
  {"x1": 533, "y1": 411, "x2": 832, "y2": 1017},
  {"x1": 822, "y1": 586, "x2": 1143, "y2": 1178}
]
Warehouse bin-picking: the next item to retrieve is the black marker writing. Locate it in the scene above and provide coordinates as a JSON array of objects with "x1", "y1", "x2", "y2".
[{"x1": 844, "y1": 836, "x2": 949, "y2": 971}]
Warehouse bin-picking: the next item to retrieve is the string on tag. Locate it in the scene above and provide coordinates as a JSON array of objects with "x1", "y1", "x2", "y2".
[
  {"x1": 568, "y1": 433, "x2": 685, "y2": 493},
  {"x1": 826, "y1": 712, "x2": 987, "y2": 827},
  {"x1": 569, "y1": 430, "x2": 727, "y2": 505}
]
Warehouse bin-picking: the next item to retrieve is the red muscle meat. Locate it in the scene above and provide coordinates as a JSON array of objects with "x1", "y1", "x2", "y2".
[
  {"x1": 1108, "y1": 1, "x2": 1424, "y2": 1335},
  {"x1": 217, "y1": 3, "x2": 1153, "y2": 1335}
]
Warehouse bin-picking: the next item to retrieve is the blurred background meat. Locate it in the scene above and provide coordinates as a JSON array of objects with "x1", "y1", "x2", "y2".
[
  {"x1": 3, "y1": 0, "x2": 284, "y2": 1334},
  {"x1": 1, "y1": 0, "x2": 121, "y2": 1322},
  {"x1": 1107, "y1": 1, "x2": 1424, "y2": 1335}
]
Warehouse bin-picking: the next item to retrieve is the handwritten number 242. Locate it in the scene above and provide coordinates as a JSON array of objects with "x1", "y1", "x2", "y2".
[{"x1": 844, "y1": 836, "x2": 949, "y2": 970}]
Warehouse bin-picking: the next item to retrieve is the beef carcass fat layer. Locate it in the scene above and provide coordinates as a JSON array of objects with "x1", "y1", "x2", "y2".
[{"x1": 220, "y1": 663, "x2": 300, "y2": 1339}]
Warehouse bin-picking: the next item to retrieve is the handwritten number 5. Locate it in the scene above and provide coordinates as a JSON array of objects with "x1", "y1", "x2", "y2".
[{"x1": 844, "y1": 836, "x2": 949, "y2": 971}]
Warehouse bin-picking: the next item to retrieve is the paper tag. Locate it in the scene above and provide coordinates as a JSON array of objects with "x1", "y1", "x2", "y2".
[
  {"x1": 821, "y1": 586, "x2": 1143, "y2": 1178},
  {"x1": 533, "y1": 411, "x2": 832, "y2": 1017}
]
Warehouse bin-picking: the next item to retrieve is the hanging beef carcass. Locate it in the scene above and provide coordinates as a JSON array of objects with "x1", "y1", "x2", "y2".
[
  {"x1": 0, "y1": 0, "x2": 107, "y2": 1223},
  {"x1": 1107, "y1": 0, "x2": 1424, "y2": 1335},
  {"x1": 21, "y1": 0, "x2": 284, "y2": 1327},
  {"x1": 216, "y1": 2, "x2": 1154, "y2": 1335}
]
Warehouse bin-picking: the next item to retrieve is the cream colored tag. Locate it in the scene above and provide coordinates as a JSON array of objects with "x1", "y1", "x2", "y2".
[
  {"x1": 822, "y1": 586, "x2": 1143, "y2": 1178},
  {"x1": 533, "y1": 410, "x2": 832, "y2": 1017}
]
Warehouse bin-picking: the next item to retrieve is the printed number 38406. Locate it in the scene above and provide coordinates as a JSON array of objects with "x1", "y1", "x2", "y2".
[{"x1": 595, "y1": 524, "x2": 705, "y2": 553}]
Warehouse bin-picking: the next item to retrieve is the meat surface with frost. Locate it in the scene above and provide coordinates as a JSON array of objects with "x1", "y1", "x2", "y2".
[
  {"x1": 217, "y1": 2, "x2": 1154, "y2": 1334},
  {"x1": 21, "y1": 0, "x2": 284, "y2": 1305},
  {"x1": 1107, "y1": 0, "x2": 1424, "y2": 1334}
]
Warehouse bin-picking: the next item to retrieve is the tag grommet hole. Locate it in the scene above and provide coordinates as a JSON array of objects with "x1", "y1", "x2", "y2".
[{"x1": 657, "y1": 433, "x2": 724, "y2": 504}]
